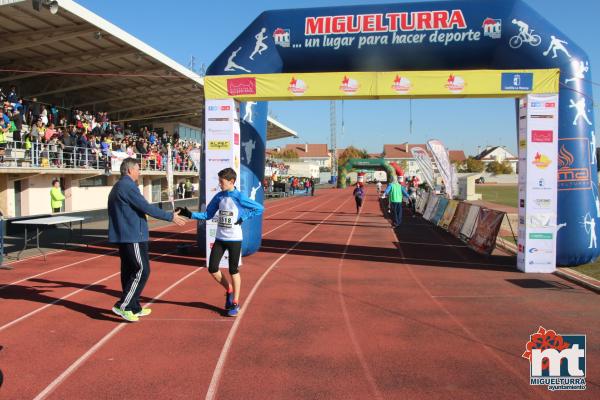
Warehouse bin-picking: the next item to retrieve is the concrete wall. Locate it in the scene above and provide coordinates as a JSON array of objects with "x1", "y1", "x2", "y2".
[{"x1": 0, "y1": 173, "x2": 199, "y2": 218}]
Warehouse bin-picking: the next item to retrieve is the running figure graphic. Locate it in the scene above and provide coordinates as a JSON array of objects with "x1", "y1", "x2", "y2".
[
  {"x1": 569, "y1": 98, "x2": 592, "y2": 126},
  {"x1": 250, "y1": 28, "x2": 268, "y2": 60},
  {"x1": 224, "y1": 47, "x2": 251, "y2": 73},
  {"x1": 565, "y1": 60, "x2": 589, "y2": 84},
  {"x1": 243, "y1": 101, "x2": 257, "y2": 123},
  {"x1": 543, "y1": 36, "x2": 571, "y2": 59}
]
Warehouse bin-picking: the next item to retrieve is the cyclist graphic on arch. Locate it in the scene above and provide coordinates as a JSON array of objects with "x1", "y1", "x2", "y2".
[{"x1": 509, "y1": 19, "x2": 541, "y2": 48}]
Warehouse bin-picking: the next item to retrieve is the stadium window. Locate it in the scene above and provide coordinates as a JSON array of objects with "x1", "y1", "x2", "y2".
[{"x1": 79, "y1": 176, "x2": 108, "y2": 187}]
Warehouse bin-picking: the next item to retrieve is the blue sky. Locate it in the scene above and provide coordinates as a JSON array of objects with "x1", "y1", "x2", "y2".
[{"x1": 78, "y1": 0, "x2": 599, "y2": 156}]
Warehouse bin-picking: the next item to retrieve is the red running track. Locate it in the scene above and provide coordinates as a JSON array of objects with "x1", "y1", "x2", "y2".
[{"x1": 0, "y1": 187, "x2": 598, "y2": 399}]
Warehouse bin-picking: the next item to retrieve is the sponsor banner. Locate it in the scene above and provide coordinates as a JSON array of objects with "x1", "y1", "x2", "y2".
[
  {"x1": 423, "y1": 195, "x2": 440, "y2": 221},
  {"x1": 428, "y1": 139, "x2": 455, "y2": 199},
  {"x1": 205, "y1": 99, "x2": 242, "y2": 268},
  {"x1": 430, "y1": 197, "x2": 449, "y2": 225},
  {"x1": 204, "y1": 69, "x2": 559, "y2": 101},
  {"x1": 411, "y1": 147, "x2": 436, "y2": 188},
  {"x1": 438, "y1": 199, "x2": 459, "y2": 230},
  {"x1": 468, "y1": 208, "x2": 505, "y2": 255},
  {"x1": 517, "y1": 94, "x2": 558, "y2": 273},
  {"x1": 448, "y1": 202, "x2": 470, "y2": 238},
  {"x1": 416, "y1": 190, "x2": 430, "y2": 214},
  {"x1": 460, "y1": 204, "x2": 480, "y2": 239}
]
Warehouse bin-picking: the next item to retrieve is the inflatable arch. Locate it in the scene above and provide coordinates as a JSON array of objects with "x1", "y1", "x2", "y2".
[
  {"x1": 388, "y1": 162, "x2": 405, "y2": 179},
  {"x1": 338, "y1": 158, "x2": 397, "y2": 188},
  {"x1": 204, "y1": 0, "x2": 598, "y2": 267}
]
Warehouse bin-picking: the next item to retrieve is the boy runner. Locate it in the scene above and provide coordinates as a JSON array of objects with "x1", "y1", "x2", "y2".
[{"x1": 178, "y1": 168, "x2": 263, "y2": 316}]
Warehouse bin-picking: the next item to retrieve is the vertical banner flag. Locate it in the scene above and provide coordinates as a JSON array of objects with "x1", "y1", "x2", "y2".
[
  {"x1": 205, "y1": 99, "x2": 241, "y2": 267},
  {"x1": 166, "y1": 143, "x2": 174, "y2": 209},
  {"x1": 410, "y1": 147, "x2": 435, "y2": 188},
  {"x1": 517, "y1": 94, "x2": 559, "y2": 273},
  {"x1": 427, "y1": 139, "x2": 454, "y2": 199}
]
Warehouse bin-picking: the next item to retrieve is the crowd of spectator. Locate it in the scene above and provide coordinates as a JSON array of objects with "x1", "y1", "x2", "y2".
[{"x1": 0, "y1": 85, "x2": 199, "y2": 172}]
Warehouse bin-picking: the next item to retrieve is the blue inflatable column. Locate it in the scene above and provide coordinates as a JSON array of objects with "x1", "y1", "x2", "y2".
[
  {"x1": 556, "y1": 61, "x2": 599, "y2": 265},
  {"x1": 239, "y1": 101, "x2": 268, "y2": 256}
]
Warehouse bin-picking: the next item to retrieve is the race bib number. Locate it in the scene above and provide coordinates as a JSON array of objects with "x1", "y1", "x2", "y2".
[{"x1": 218, "y1": 210, "x2": 234, "y2": 228}]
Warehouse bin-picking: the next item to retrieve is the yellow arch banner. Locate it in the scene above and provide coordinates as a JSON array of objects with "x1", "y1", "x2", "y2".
[{"x1": 204, "y1": 69, "x2": 559, "y2": 101}]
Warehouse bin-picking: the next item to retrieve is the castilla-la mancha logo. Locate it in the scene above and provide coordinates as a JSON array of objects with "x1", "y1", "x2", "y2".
[
  {"x1": 339, "y1": 75, "x2": 360, "y2": 95},
  {"x1": 391, "y1": 75, "x2": 412, "y2": 94},
  {"x1": 287, "y1": 76, "x2": 307, "y2": 96},
  {"x1": 445, "y1": 74, "x2": 465, "y2": 93},
  {"x1": 522, "y1": 326, "x2": 586, "y2": 391}
]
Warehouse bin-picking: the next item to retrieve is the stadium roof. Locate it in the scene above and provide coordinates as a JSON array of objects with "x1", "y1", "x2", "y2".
[{"x1": 0, "y1": 0, "x2": 296, "y2": 140}]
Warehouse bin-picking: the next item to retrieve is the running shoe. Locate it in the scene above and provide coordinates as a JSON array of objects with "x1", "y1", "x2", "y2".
[
  {"x1": 135, "y1": 308, "x2": 152, "y2": 317},
  {"x1": 112, "y1": 306, "x2": 139, "y2": 322},
  {"x1": 225, "y1": 292, "x2": 235, "y2": 310},
  {"x1": 227, "y1": 303, "x2": 240, "y2": 317}
]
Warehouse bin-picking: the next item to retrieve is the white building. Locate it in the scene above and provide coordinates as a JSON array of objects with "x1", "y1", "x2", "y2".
[{"x1": 474, "y1": 146, "x2": 518, "y2": 173}]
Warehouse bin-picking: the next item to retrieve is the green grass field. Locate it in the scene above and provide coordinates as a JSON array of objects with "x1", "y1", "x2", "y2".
[
  {"x1": 475, "y1": 185, "x2": 518, "y2": 208},
  {"x1": 569, "y1": 261, "x2": 600, "y2": 281}
]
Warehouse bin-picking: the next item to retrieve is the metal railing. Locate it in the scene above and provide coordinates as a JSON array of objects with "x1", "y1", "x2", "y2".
[{"x1": 0, "y1": 139, "x2": 198, "y2": 173}]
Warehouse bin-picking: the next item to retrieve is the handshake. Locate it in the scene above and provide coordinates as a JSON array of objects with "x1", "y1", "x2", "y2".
[{"x1": 174, "y1": 207, "x2": 192, "y2": 218}]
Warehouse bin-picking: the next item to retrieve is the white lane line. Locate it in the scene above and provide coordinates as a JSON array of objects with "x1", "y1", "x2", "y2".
[
  {"x1": 336, "y1": 206, "x2": 384, "y2": 400},
  {"x1": 396, "y1": 232, "x2": 543, "y2": 397},
  {"x1": 0, "y1": 219, "x2": 190, "y2": 267},
  {"x1": 29, "y1": 193, "x2": 336, "y2": 399},
  {"x1": 205, "y1": 196, "x2": 352, "y2": 400},
  {"x1": 0, "y1": 228, "x2": 197, "y2": 331},
  {"x1": 33, "y1": 266, "x2": 204, "y2": 400},
  {"x1": 1, "y1": 194, "x2": 322, "y2": 291},
  {"x1": 0, "y1": 226, "x2": 194, "y2": 291}
]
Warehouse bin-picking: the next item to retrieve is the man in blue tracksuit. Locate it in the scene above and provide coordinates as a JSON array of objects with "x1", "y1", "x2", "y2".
[
  {"x1": 108, "y1": 158, "x2": 186, "y2": 322},
  {"x1": 177, "y1": 167, "x2": 263, "y2": 317},
  {"x1": 383, "y1": 177, "x2": 410, "y2": 228}
]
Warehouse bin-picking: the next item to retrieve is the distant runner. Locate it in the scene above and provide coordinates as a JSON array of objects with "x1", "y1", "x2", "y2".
[{"x1": 353, "y1": 183, "x2": 365, "y2": 214}]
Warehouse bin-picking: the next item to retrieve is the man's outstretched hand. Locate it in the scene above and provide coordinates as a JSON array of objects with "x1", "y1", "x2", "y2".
[
  {"x1": 172, "y1": 209, "x2": 187, "y2": 226},
  {"x1": 174, "y1": 207, "x2": 192, "y2": 218}
]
